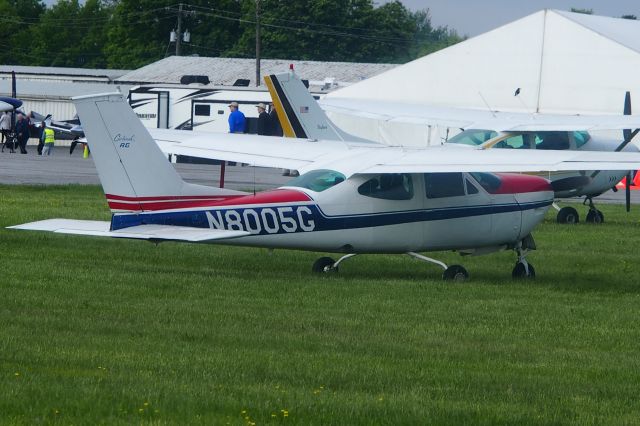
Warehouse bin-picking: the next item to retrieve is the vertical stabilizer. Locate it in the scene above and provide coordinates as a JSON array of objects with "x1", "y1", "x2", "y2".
[
  {"x1": 73, "y1": 93, "x2": 242, "y2": 212},
  {"x1": 265, "y1": 72, "x2": 371, "y2": 142}
]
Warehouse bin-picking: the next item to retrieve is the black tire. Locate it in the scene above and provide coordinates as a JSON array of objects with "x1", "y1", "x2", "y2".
[
  {"x1": 512, "y1": 262, "x2": 536, "y2": 279},
  {"x1": 556, "y1": 207, "x2": 579, "y2": 224},
  {"x1": 585, "y1": 209, "x2": 604, "y2": 224},
  {"x1": 442, "y1": 265, "x2": 469, "y2": 281},
  {"x1": 312, "y1": 257, "x2": 336, "y2": 274}
]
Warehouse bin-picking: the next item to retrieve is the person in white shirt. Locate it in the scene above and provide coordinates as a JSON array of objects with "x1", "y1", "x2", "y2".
[{"x1": 0, "y1": 111, "x2": 11, "y2": 145}]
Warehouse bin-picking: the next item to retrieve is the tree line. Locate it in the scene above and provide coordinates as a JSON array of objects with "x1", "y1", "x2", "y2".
[{"x1": 0, "y1": 0, "x2": 462, "y2": 69}]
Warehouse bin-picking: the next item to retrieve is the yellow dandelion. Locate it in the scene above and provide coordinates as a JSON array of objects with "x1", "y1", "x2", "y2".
[{"x1": 144, "y1": 402, "x2": 149, "y2": 406}]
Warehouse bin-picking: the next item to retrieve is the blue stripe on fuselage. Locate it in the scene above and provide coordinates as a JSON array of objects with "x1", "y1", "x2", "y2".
[{"x1": 110, "y1": 200, "x2": 552, "y2": 235}]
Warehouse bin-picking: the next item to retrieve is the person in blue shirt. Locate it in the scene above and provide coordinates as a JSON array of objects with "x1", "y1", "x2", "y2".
[{"x1": 228, "y1": 102, "x2": 246, "y2": 133}]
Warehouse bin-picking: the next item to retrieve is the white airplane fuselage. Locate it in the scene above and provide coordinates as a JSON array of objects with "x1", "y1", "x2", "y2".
[
  {"x1": 108, "y1": 172, "x2": 553, "y2": 254},
  {"x1": 446, "y1": 130, "x2": 638, "y2": 199}
]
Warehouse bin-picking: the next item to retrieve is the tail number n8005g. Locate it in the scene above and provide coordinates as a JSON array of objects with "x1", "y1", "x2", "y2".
[{"x1": 205, "y1": 206, "x2": 315, "y2": 234}]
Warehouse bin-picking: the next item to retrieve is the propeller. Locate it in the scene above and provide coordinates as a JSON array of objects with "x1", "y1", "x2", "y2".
[
  {"x1": 590, "y1": 91, "x2": 638, "y2": 212},
  {"x1": 623, "y1": 91, "x2": 633, "y2": 212}
]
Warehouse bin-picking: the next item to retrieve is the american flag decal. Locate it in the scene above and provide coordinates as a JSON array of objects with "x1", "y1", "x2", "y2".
[{"x1": 300, "y1": 106, "x2": 309, "y2": 113}]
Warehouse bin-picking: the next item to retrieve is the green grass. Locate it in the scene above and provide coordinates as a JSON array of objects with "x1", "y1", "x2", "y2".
[{"x1": 2, "y1": 185, "x2": 640, "y2": 425}]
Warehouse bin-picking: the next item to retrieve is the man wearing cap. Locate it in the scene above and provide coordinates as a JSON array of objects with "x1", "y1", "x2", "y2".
[
  {"x1": 256, "y1": 102, "x2": 271, "y2": 136},
  {"x1": 228, "y1": 101, "x2": 246, "y2": 134}
]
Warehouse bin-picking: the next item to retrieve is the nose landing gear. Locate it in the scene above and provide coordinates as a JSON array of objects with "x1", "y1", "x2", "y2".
[{"x1": 512, "y1": 237, "x2": 536, "y2": 279}]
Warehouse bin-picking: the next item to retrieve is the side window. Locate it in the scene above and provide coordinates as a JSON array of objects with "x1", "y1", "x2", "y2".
[
  {"x1": 358, "y1": 173, "x2": 413, "y2": 200},
  {"x1": 194, "y1": 104, "x2": 211, "y2": 116},
  {"x1": 495, "y1": 134, "x2": 526, "y2": 149},
  {"x1": 424, "y1": 173, "x2": 466, "y2": 198},
  {"x1": 465, "y1": 178, "x2": 479, "y2": 194},
  {"x1": 535, "y1": 131, "x2": 570, "y2": 150}
]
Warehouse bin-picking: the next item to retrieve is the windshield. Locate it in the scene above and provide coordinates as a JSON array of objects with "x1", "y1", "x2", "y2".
[
  {"x1": 447, "y1": 129, "x2": 498, "y2": 146},
  {"x1": 286, "y1": 169, "x2": 346, "y2": 192}
]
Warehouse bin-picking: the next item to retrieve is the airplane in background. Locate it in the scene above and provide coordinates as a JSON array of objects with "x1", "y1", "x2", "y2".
[
  {"x1": 10, "y1": 92, "x2": 640, "y2": 281},
  {"x1": 319, "y1": 91, "x2": 640, "y2": 225}
]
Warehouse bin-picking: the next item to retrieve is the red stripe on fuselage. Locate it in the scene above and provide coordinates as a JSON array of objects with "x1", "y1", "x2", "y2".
[
  {"x1": 491, "y1": 173, "x2": 552, "y2": 195},
  {"x1": 106, "y1": 189, "x2": 312, "y2": 211}
]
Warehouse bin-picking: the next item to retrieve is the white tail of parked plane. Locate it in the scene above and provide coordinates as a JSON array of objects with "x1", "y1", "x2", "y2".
[
  {"x1": 73, "y1": 93, "x2": 244, "y2": 213},
  {"x1": 264, "y1": 71, "x2": 371, "y2": 143}
]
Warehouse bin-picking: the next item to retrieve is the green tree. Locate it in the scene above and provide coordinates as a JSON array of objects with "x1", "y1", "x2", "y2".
[
  {"x1": 30, "y1": 0, "x2": 113, "y2": 67},
  {"x1": 0, "y1": 0, "x2": 46, "y2": 65}
]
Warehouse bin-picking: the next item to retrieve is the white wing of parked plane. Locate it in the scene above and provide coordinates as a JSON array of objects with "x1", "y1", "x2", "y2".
[
  {"x1": 320, "y1": 97, "x2": 640, "y2": 132},
  {"x1": 8, "y1": 219, "x2": 250, "y2": 241},
  {"x1": 149, "y1": 127, "x2": 640, "y2": 177}
]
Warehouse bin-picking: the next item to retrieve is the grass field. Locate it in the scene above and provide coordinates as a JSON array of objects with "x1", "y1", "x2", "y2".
[{"x1": 2, "y1": 184, "x2": 640, "y2": 425}]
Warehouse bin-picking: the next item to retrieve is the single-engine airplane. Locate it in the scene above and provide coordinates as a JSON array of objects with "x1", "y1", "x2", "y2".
[
  {"x1": 320, "y1": 89, "x2": 640, "y2": 224},
  {"x1": 10, "y1": 91, "x2": 640, "y2": 281}
]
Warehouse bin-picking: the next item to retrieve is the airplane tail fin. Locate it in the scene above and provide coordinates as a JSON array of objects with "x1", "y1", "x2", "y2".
[
  {"x1": 73, "y1": 93, "x2": 243, "y2": 213},
  {"x1": 264, "y1": 71, "x2": 371, "y2": 142}
]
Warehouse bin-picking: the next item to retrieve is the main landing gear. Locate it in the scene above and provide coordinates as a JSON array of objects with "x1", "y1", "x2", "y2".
[
  {"x1": 311, "y1": 237, "x2": 537, "y2": 281},
  {"x1": 554, "y1": 197, "x2": 604, "y2": 224}
]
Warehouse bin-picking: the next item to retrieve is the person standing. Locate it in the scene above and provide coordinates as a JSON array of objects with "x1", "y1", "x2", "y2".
[
  {"x1": 228, "y1": 101, "x2": 245, "y2": 134},
  {"x1": 41, "y1": 123, "x2": 55, "y2": 156},
  {"x1": 256, "y1": 103, "x2": 270, "y2": 136},
  {"x1": 15, "y1": 113, "x2": 29, "y2": 154},
  {"x1": 269, "y1": 103, "x2": 283, "y2": 137},
  {"x1": 0, "y1": 111, "x2": 10, "y2": 147}
]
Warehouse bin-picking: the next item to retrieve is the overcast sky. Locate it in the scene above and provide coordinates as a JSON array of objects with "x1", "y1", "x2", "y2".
[{"x1": 392, "y1": 0, "x2": 639, "y2": 36}]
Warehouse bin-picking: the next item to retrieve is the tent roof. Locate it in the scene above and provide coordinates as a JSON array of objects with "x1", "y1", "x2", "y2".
[{"x1": 326, "y1": 10, "x2": 640, "y2": 115}]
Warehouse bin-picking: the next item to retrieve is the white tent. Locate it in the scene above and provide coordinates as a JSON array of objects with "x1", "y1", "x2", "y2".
[{"x1": 323, "y1": 10, "x2": 640, "y2": 145}]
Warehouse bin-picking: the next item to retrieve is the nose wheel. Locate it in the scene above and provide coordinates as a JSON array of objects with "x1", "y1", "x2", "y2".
[
  {"x1": 512, "y1": 237, "x2": 536, "y2": 279},
  {"x1": 584, "y1": 197, "x2": 604, "y2": 224}
]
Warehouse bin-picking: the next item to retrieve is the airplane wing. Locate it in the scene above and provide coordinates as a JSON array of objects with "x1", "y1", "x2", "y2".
[
  {"x1": 8, "y1": 219, "x2": 249, "y2": 242},
  {"x1": 320, "y1": 97, "x2": 640, "y2": 132},
  {"x1": 147, "y1": 128, "x2": 640, "y2": 177},
  {"x1": 149, "y1": 127, "x2": 376, "y2": 171}
]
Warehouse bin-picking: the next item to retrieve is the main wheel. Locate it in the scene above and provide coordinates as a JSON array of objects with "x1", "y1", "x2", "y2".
[
  {"x1": 585, "y1": 209, "x2": 604, "y2": 224},
  {"x1": 556, "y1": 206, "x2": 579, "y2": 224},
  {"x1": 442, "y1": 265, "x2": 469, "y2": 281},
  {"x1": 512, "y1": 262, "x2": 536, "y2": 279},
  {"x1": 312, "y1": 257, "x2": 336, "y2": 274}
]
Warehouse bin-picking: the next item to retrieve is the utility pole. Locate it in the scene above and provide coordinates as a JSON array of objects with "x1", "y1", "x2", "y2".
[
  {"x1": 176, "y1": 3, "x2": 183, "y2": 56},
  {"x1": 255, "y1": 0, "x2": 261, "y2": 86}
]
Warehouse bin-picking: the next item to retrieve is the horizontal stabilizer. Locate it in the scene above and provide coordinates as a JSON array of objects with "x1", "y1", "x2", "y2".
[{"x1": 8, "y1": 219, "x2": 249, "y2": 242}]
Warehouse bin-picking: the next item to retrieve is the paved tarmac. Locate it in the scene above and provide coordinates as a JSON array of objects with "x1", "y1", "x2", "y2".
[
  {"x1": 0, "y1": 146, "x2": 291, "y2": 190},
  {"x1": 1, "y1": 146, "x2": 639, "y2": 206}
]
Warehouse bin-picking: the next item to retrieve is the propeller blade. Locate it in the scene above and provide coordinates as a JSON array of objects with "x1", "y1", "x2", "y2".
[
  {"x1": 626, "y1": 173, "x2": 632, "y2": 212},
  {"x1": 624, "y1": 91, "x2": 632, "y2": 141}
]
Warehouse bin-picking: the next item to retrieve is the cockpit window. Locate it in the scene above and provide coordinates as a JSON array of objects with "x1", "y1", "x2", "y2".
[
  {"x1": 572, "y1": 131, "x2": 591, "y2": 148},
  {"x1": 469, "y1": 172, "x2": 502, "y2": 192},
  {"x1": 358, "y1": 173, "x2": 413, "y2": 200},
  {"x1": 287, "y1": 169, "x2": 345, "y2": 192},
  {"x1": 447, "y1": 129, "x2": 498, "y2": 146}
]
